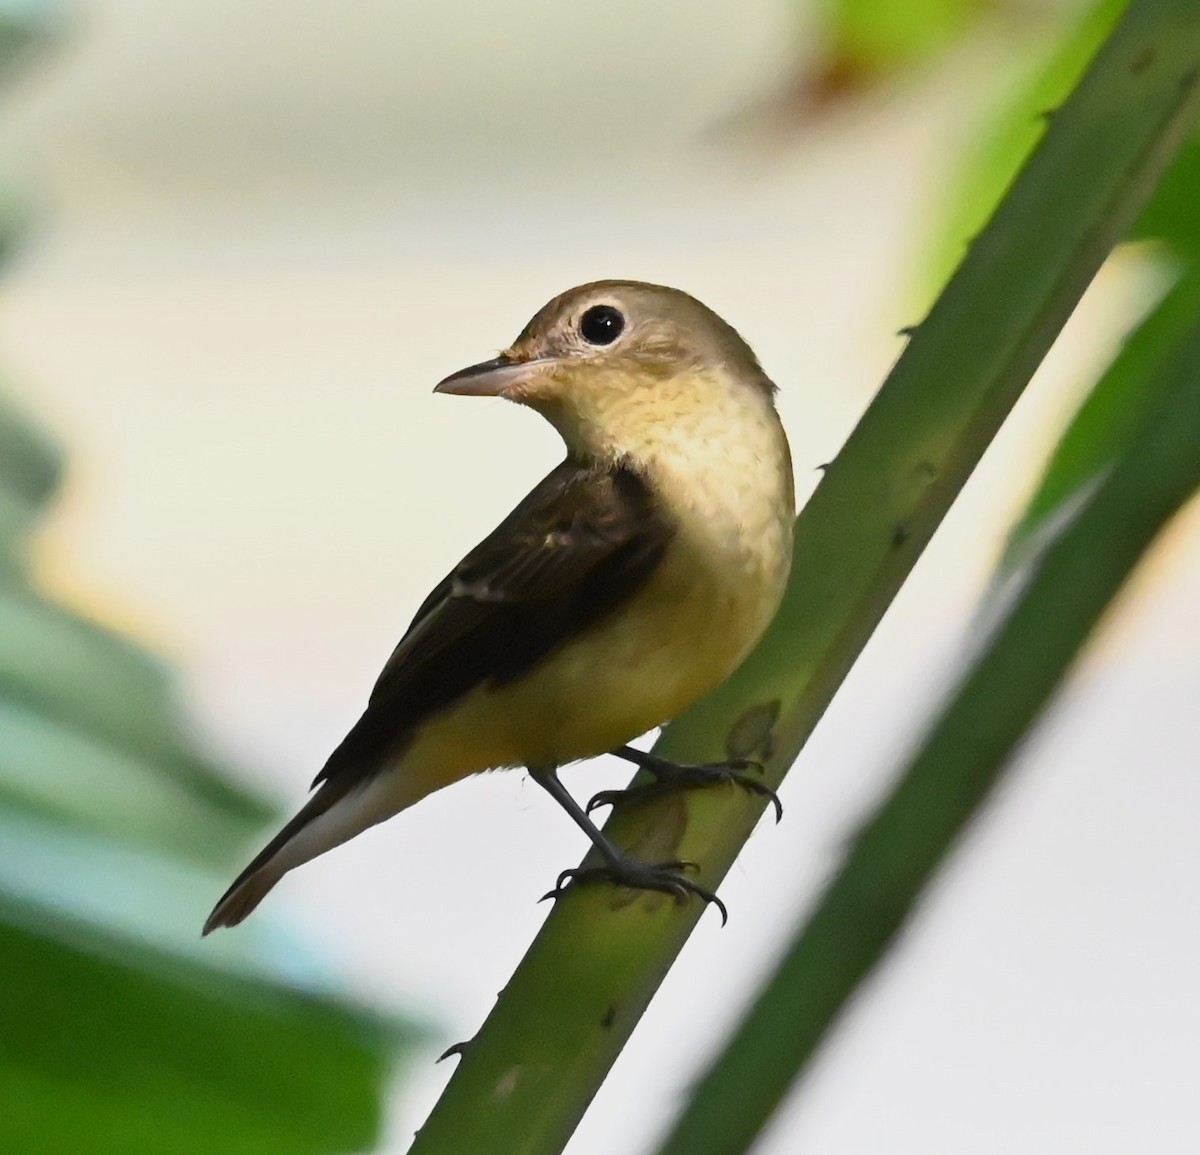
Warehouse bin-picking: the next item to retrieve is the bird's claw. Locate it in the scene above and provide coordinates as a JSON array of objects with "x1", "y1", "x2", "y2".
[
  {"x1": 587, "y1": 756, "x2": 783, "y2": 823},
  {"x1": 584, "y1": 787, "x2": 634, "y2": 815},
  {"x1": 539, "y1": 857, "x2": 727, "y2": 925}
]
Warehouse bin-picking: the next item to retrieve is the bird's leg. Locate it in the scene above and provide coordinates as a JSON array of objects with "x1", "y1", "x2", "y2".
[
  {"x1": 529, "y1": 766, "x2": 727, "y2": 924},
  {"x1": 586, "y1": 745, "x2": 783, "y2": 822}
]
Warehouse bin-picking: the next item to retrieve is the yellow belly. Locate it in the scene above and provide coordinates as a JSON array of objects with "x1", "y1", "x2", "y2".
[
  {"x1": 390, "y1": 533, "x2": 784, "y2": 808},
  {"x1": 390, "y1": 390, "x2": 796, "y2": 805}
]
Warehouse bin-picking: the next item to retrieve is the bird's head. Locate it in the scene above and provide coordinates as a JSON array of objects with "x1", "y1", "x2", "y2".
[{"x1": 434, "y1": 280, "x2": 777, "y2": 462}]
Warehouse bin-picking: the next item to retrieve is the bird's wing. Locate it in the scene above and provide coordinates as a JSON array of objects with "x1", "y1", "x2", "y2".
[
  {"x1": 203, "y1": 459, "x2": 674, "y2": 933},
  {"x1": 311, "y1": 458, "x2": 675, "y2": 789}
]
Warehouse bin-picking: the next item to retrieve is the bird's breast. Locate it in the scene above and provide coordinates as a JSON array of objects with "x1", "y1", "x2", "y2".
[
  {"x1": 403, "y1": 378, "x2": 795, "y2": 780},
  {"x1": 497, "y1": 415, "x2": 793, "y2": 765}
]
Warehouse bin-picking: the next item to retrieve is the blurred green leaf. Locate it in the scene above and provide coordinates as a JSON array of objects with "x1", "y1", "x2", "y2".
[
  {"x1": 0, "y1": 404, "x2": 403, "y2": 1152},
  {"x1": 819, "y1": 0, "x2": 987, "y2": 75},
  {"x1": 0, "y1": 388, "x2": 59, "y2": 559},
  {"x1": 0, "y1": 484, "x2": 35, "y2": 559},
  {"x1": 0, "y1": 0, "x2": 64, "y2": 88},
  {"x1": 786, "y1": 0, "x2": 999, "y2": 112},
  {"x1": 1005, "y1": 264, "x2": 1200, "y2": 561},
  {"x1": 0, "y1": 809, "x2": 363, "y2": 995},
  {"x1": 0, "y1": 584, "x2": 273, "y2": 831},
  {"x1": 926, "y1": 0, "x2": 1200, "y2": 285},
  {"x1": 1131, "y1": 136, "x2": 1200, "y2": 253},
  {"x1": 931, "y1": 0, "x2": 1200, "y2": 578},
  {"x1": 0, "y1": 389, "x2": 61, "y2": 511},
  {"x1": 0, "y1": 698, "x2": 266, "y2": 865},
  {"x1": 0, "y1": 912, "x2": 402, "y2": 1155},
  {"x1": 926, "y1": 0, "x2": 1128, "y2": 291}
]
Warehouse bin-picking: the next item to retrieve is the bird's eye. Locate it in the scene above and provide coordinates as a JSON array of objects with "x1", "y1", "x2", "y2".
[{"x1": 578, "y1": 304, "x2": 625, "y2": 346}]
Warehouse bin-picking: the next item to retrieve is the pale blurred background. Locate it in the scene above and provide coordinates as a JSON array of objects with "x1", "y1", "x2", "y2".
[{"x1": 0, "y1": 1, "x2": 1197, "y2": 1152}]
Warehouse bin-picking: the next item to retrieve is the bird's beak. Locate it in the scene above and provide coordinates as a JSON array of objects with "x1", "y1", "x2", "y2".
[{"x1": 434, "y1": 354, "x2": 552, "y2": 398}]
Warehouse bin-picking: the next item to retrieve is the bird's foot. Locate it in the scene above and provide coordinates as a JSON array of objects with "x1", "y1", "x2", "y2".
[
  {"x1": 587, "y1": 749, "x2": 782, "y2": 822},
  {"x1": 540, "y1": 856, "x2": 728, "y2": 925}
]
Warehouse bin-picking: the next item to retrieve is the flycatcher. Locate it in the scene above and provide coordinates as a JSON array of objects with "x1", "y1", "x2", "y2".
[{"x1": 204, "y1": 280, "x2": 794, "y2": 933}]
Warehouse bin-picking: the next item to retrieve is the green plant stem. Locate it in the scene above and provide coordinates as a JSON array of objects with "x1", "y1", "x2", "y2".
[
  {"x1": 654, "y1": 279, "x2": 1200, "y2": 1155},
  {"x1": 409, "y1": 4, "x2": 1200, "y2": 1152}
]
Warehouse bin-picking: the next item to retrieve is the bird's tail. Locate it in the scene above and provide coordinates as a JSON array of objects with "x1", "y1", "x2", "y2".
[
  {"x1": 203, "y1": 863, "x2": 284, "y2": 933},
  {"x1": 202, "y1": 784, "x2": 336, "y2": 934},
  {"x1": 202, "y1": 770, "x2": 402, "y2": 935}
]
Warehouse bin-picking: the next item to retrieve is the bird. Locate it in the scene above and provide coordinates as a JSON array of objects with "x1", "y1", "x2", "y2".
[{"x1": 203, "y1": 280, "x2": 794, "y2": 934}]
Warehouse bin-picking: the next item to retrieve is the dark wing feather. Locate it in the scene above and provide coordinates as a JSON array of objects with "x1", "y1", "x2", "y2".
[{"x1": 311, "y1": 459, "x2": 674, "y2": 790}]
